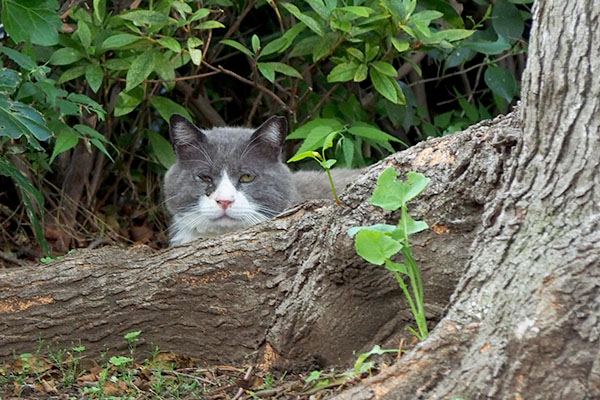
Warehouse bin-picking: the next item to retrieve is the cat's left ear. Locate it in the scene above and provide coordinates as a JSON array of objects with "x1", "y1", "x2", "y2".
[{"x1": 249, "y1": 116, "x2": 287, "y2": 159}]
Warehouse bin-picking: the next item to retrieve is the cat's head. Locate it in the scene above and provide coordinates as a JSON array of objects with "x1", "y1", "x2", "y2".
[{"x1": 164, "y1": 115, "x2": 299, "y2": 245}]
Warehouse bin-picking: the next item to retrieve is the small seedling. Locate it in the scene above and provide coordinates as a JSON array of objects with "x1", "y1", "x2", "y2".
[
  {"x1": 351, "y1": 345, "x2": 397, "y2": 376},
  {"x1": 349, "y1": 168, "x2": 431, "y2": 340},
  {"x1": 288, "y1": 130, "x2": 341, "y2": 205},
  {"x1": 124, "y1": 330, "x2": 142, "y2": 355}
]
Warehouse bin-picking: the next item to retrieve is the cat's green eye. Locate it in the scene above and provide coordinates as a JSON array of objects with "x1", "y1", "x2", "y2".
[{"x1": 240, "y1": 174, "x2": 255, "y2": 183}]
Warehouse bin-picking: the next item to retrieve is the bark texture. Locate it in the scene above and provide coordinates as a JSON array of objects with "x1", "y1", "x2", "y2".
[
  {"x1": 0, "y1": 113, "x2": 520, "y2": 368},
  {"x1": 333, "y1": 1, "x2": 600, "y2": 399}
]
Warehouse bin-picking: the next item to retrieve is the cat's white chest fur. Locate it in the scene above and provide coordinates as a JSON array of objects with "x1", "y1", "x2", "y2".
[{"x1": 169, "y1": 172, "x2": 267, "y2": 246}]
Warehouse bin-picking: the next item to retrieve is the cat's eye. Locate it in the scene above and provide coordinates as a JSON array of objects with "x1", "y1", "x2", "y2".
[
  {"x1": 196, "y1": 175, "x2": 212, "y2": 183},
  {"x1": 239, "y1": 174, "x2": 255, "y2": 183}
]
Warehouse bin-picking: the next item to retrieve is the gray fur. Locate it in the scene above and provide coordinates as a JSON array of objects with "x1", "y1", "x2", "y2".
[{"x1": 164, "y1": 115, "x2": 360, "y2": 245}]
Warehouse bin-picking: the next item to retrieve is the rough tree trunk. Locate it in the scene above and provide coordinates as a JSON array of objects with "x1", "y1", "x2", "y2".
[
  {"x1": 0, "y1": 112, "x2": 519, "y2": 368},
  {"x1": 332, "y1": 1, "x2": 600, "y2": 399}
]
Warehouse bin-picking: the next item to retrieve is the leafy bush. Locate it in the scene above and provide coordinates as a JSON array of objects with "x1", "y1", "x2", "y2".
[{"x1": 0, "y1": 0, "x2": 531, "y2": 255}]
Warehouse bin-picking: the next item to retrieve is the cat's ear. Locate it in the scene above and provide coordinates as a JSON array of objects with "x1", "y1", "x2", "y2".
[
  {"x1": 169, "y1": 114, "x2": 206, "y2": 160},
  {"x1": 249, "y1": 116, "x2": 287, "y2": 159}
]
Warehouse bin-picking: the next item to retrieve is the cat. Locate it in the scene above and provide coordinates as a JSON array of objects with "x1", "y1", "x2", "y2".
[{"x1": 163, "y1": 115, "x2": 359, "y2": 246}]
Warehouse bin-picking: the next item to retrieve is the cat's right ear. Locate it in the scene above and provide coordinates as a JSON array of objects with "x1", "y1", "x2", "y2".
[{"x1": 169, "y1": 114, "x2": 206, "y2": 160}]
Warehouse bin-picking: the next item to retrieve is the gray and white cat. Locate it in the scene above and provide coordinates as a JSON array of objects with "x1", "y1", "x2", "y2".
[{"x1": 164, "y1": 115, "x2": 358, "y2": 246}]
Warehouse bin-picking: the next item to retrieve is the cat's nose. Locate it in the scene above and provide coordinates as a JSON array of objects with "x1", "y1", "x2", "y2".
[{"x1": 216, "y1": 199, "x2": 234, "y2": 210}]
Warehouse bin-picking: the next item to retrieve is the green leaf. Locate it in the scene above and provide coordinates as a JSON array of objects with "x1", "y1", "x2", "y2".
[
  {"x1": 393, "y1": 214, "x2": 429, "y2": 237},
  {"x1": 457, "y1": 95, "x2": 479, "y2": 123},
  {"x1": 114, "y1": 89, "x2": 143, "y2": 117},
  {"x1": 410, "y1": 10, "x2": 443, "y2": 25},
  {"x1": 354, "y1": 64, "x2": 368, "y2": 82},
  {"x1": 427, "y1": 29, "x2": 475, "y2": 43},
  {"x1": 484, "y1": 65, "x2": 517, "y2": 103},
  {"x1": 171, "y1": 1, "x2": 192, "y2": 17},
  {"x1": 371, "y1": 61, "x2": 397, "y2": 77},
  {"x1": 312, "y1": 32, "x2": 339, "y2": 62},
  {"x1": 190, "y1": 8, "x2": 210, "y2": 22},
  {"x1": 370, "y1": 69, "x2": 398, "y2": 103},
  {"x1": 261, "y1": 23, "x2": 306, "y2": 57},
  {"x1": 195, "y1": 20, "x2": 225, "y2": 30},
  {"x1": 147, "y1": 130, "x2": 177, "y2": 168},
  {"x1": 287, "y1": 150, "x2": 321, "y2": 163},
  {"x1": 157, "y1": 37, "x2": 182, "y2": 53},
  {"x1": 348, "y1": 123, "x2": 406, "y2": 146},
  {"x1": 1, "y1": 0, "x2": 62, "y2": 46},
  {"x1": 355, "y1": 230, "x2": 402, "y2": 265},
  {"x1": 0, "y1": 157, "x2": 49, "y2": 255},
  {"x1": 188, "y1": 37, "x2": 203, "y2": 49},
  {"x1": 109, "y1": 356, "x2": 133, "y2": 367},
  {"x1": 85, "y1": 64, "x2": 103, "y2": 93},
  {"x1": 418, "y1": 0, "x2": 465, "y2": 28},
  {"x1": 370, "y1": 168, "x2": 430, "y2": 210},
  {"x1": 347, "y1": 223, "x2": 396, "y2": 237},
  {"x1": 189, "y1": 49, "x2": 203, "y2": 66},
  {"x1": 492, "y1": 0, "x2": 524, "y2": 41},
  {"x1": 0, "y1": 47, "x2": 36, "y2": 70},
  {"x1": 125, "y1": 51, "x2": 156, "y2": 92},
  {"x1": 0, "y1": 96, "x2": 52, "y2": 141},
  {"x1": 384, "y1": 260, "x2": 408, "y2": 274},
  {"x1": 119, "y1": 10, "x2": 173, "y2": 27},
  {"x1": 102, "y1": 33, "x2": 143, "y2": 49},
  {"x1": 463, "y1": 36, "x2": 511, "y2": 55},
  {"x1": 320, "y1": 159, "x2": 337, "y2": 169},
  {"x1": 257, "y1": 62, "x2": 275, "y2": 83},
  {"x1": 257, "y1": 62, "x2": 302, "y2": 83},
  {"x1": 336, "y1": 6, "x2": 372, "y2": 17},
  {"x1": 0, "y1": 69, "x2": 22, "y2": 95},
  {"x1": 49, "y1": 48, "x2": 85, "y2": 66},
  {"x1": 74, "y1": 124, "x2": 115, "y2": 161},
  {"x1": 346, "y1": 48, "x2": 364, "y2": 61},
  {"x1": 103, "y1": 58, "x2": 131, "y2": 71},
  {"x1": 341, "y1": 136, "x2": 354, "y2": 167},
  {"x1": 220, "y1": 39, "x2": 254, "y2": 57},
  {"x1": 287, "y1": 118, "x2": 343, "y2": 140},
  {"x1": 67, "y1": 93, "x2": 106, "y2": 120},
  {"x1": 154, "y1": 53, "x2": 176, "y2": 90},
  {"x1": 391, "y1": 38, "x2": 410, "y2": 53},
  {"x1": 76, "y1": 21, "x2": 92, "y2": 49},
  {"x1": 305, "y1": 0, "x2": 327, "y2": 17},
  {"x1": 49, "y1": 130, "x2": 79, "y2": 164},
  {"x1": 281, "y1": 3, "x2": 325, "y2": 37},
  {"x1": 149, "y1": 96, "x2": 193, "y2": 122},
  {"x1": 93, "y1": 0, "x2": 105, "y2": 24},
  {"x1": 293, "y1": 125, "x2": 337, "y2": 154},
  {"x1": 251, "y1": 34, "x2": 261, "y2": 54},
  {"x1": 327, "y1": 62, "x2": 358, "y2": 83},
  {"x1": 322, "y1": 131, "x2": 339, "y2": 151}
]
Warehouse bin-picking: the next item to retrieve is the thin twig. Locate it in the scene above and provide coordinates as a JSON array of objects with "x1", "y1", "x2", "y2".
[
  {"x1": 408, "y1": 51, "x2": 516, "y2": 87},
  {"x1": 204, "y1": 62, "x2": 289, "y2": 111},
  {"x1": 232, "y1": 366, "x2": 253, "y2": 400},
  {"x1": 301, "y1": 83, "x2": 341, "y2": 125},
  {"x1": 112, "y1": 71, "x2": 220, "y2": 84}
]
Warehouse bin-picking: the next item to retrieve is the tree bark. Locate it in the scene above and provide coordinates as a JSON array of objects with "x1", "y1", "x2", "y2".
[
  {"x1": 332, "y1": 1, "x2": 600, "y2": 399},
  {"x1": 0, "y1": 112, "x2": 520, "y2": 368}
]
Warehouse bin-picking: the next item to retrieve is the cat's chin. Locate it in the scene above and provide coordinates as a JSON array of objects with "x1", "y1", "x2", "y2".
[{"x1": 206, "y1": 215, "x2": 249, "y2": 232}]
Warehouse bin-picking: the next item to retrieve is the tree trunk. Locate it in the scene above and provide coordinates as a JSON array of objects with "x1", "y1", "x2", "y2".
[
  {"x1": 0, "y1": 112, "x2": 519, "y2": 367},
  {"x1": 332, "y1": 1, "x2": 600, "y2": 399}
]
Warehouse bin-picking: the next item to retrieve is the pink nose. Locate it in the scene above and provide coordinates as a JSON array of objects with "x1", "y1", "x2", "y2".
[{"x1": 216, "y1": 199, "x2": 233, "y2": 210}]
